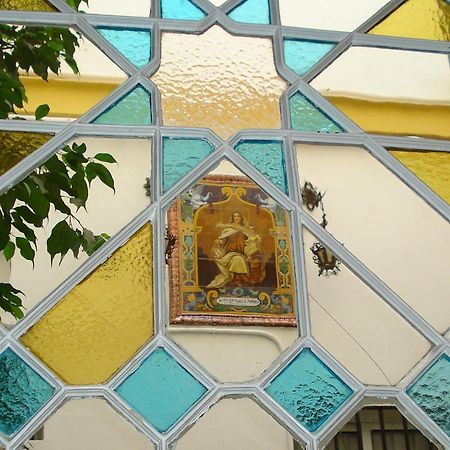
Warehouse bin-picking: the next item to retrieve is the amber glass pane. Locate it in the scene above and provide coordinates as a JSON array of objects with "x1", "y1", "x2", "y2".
[
  {"x1": 389, "y1": 150, "x2": 450, "y2": 204},
  {"x1": 24, "y1": 399, "x2": 155, "y2": 449},
  {"x1": 0, "y1": 0, "x2": 56, "y2": 11},
  {"x1": 303, "y1": 229, "x2": 430, "y2": 385},
  {"x1": 369, "y1": 0, "x2": 450, "y2": 42},
  {"x1": 311, "y1": 47, "x2": 450, "y2": 140},
  {"x1": 21, "y1": 224, "x2": 153, "y2": 385},
  {"x1": 151, "y1": 26, "x2": 286, "y2": 139},
  {"x1": 296, "y1": 144, "x2": 450, "y2": 336},
  {"x1": 0, "y1": 131, "x2": 52, "y2": 176}
]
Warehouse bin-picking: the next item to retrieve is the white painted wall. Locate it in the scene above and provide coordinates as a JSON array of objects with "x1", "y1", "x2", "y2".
[
  {"x1": 296, "y1": 144, "x2": 449, "y2": 384},
  {"x1": 311, "y1": 47, "x2": 450, "y2": 104},
  {"x1": 278, "y1": 0, "x2": 390, "y2": 31}
]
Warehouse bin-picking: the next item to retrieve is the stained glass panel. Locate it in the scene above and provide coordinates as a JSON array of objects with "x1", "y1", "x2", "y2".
[
  {"x1": 0, "y1": 131, "x2": 53, "y2": 176},
  {"x1": 151, "y1": 26, "x2": 286, "y2": 139},
  {"x1": 116, "y1": 347, "x2": 207, "y2": 432},
  {"x1": 20, "y1": 224, "x2": 153, "y2": 385},
  {"x1": 160, "y1": 0, "x2": 206, "y2": 20},
  {"x1": 0, "y1": 0, "x2": 55, "y2": 11},
  {"x1": 0, "y1": 349, "x2": 54, "y2": 436},
  {"x1": 266, "y1": 348, "x2": 353, "y2": 432},
  {"x1": 369, "y1": 0, "x2": 450, "y2": 41},
  {"x1": 227, "y1": 0, "x2": 270, "y2": 24}
]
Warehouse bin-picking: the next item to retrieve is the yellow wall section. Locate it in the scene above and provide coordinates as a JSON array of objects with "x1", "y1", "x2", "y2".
[
  {"x1": 21, "y1": 224, "x2": 154, "y2": 385},
  {"x1": 0, "y1": 131, "x2": 52, "y2": 176},
  {"x1": 369, "y1": 0, "x2": 450, "y2": 41},
  {"x1": 389, "y1": 150, "x2": 450, "y2": 204},
  {"x1": 20, "y1": 77, "x2": 122, "y2": 118},
  {"x1": 325, "y1": 96, "x2": 450, "y2": 140}
]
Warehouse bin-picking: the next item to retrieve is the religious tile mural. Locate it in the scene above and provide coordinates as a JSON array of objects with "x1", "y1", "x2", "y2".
[{"x1": 168, "y1": 175, "x2": 296, "y2": 326}]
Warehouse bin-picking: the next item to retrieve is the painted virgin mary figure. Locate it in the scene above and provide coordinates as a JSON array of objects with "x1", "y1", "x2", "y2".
[{"x1": 206, "y1": 211, "x2": 266, "y2": 288}]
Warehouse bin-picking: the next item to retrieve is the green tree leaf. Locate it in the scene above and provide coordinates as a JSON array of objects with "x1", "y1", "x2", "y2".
[
  {"x1": 3, "y1": 241, "x2": 15, "y2": 261},
  {"x1": 94, "y1": 153, "x2": 117, "y2": 163},
  {"x1": 35, "y1": 103, "x2": 50, "y2": 120},
  {"x1": 91, "y1": 163, "x2": 115, "y2": 192},
  {"x1": 16, "y1": 237, "x2": 35, "y2": 263}
]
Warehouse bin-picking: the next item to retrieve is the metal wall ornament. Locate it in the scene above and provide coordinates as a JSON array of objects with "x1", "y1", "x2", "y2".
[{"x1": 302, "y1": 181, "x2": 341, "y2": 277}]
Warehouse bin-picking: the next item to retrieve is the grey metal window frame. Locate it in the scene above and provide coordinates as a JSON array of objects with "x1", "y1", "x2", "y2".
[{"x1": 0, "y1": 0, "x2": 448, "y2": 448}]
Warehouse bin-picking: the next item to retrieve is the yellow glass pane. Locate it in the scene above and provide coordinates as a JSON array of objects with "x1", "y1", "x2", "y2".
[
  {"x1": 0, "y1": 131, "x2": 52, "y2": 176},
  {"x1": 0, "y1": 0, "x2": 56, "y2": 11},
  {"x1": 21, "y1": 224, "x2": 153, "y2": 385},
  {"x1": 151, "y1": 26, "x2": 286, "y2": 139},
  {"x1": 390, "y1": 150, "x2": 450, "y2": 204},
  {"x1": 369, "y1": 0, "x2": 450, "y2": 42}
]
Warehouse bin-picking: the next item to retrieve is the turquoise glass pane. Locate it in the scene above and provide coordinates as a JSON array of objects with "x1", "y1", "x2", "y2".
[
  {"x1": 284, "y1": 39, "x2": 335, "y2": 76},
  {"x1": 160, "y1": 0, "x2": 206, "y2": 20},
  {"x1": 93, "y1": 86, "x2": 152, "y2": 126},
  {"x1": 407, "y1": 354, "x2": 450, "y2": 436},
  {"x1": 97, "y1": 27, "x2": 151, "y2": 69},
  {"x1": 0, "y1": 349, "x2": 54, "y2": 436},
  {"x1": 289, "y1": 92, "x2": 344, "y2": 133},
  {"x1": 235, "y1": 140, "x2": 287, "y2": 193},
  {"x1": 265, "y1": 348, "x2": 353, "y2": 432},
  {"x1": 228, "y1": 0, "x2": 270, "y2": 24},
  {"x1": 115, "y1": 348, "x2": 207, "y2": 432},
  {"x1": 163, "y1": 137, "x2": 215, "y2": 192}
]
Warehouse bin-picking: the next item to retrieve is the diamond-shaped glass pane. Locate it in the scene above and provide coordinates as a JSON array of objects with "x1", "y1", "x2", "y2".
[
  {"x1": 265, "y1": 348, "x2": 353, "y2": 432},
  {"x1": 0, "y1": 349, "x2": 54, "y2": 436},
  {"x1": 407, "y1": 354, "x2": 450, "y2": 436},
  {"x1": 115, "y1": 348, "x2": 207, "y2": 432}
]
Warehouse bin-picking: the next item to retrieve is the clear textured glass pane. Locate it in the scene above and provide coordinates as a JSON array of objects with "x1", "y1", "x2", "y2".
[
  {"x1": 228, "y1": 0, "x2": 270, "y2": 24},
  {"x1": 23, "y1": 399, "x2": 155, "y2": 449},
  {"x1": 92, "y1": 85, "x2": 152, "y2": 126},
  {"x1": 1, "y1": 137, "x2": 151, "y2": 326},
  {"x1": 116, "y1": 347, "x2": 207, "y2": 432},
  {"x1": 78, "y1": 0, "x2": 151, "y2": 16},
  {"x1": 278, "y1": 0, "x2": 391, "y2": 31},
  {"x1": 151, "y1": 26, "x2": 286, "y2": 139},
  {"x1": 175, "y1": 398, "x2": 305, "y2": 450},
  {"x1": 0, "y1": 348, "x2": 54, "y2": 436},
  {"x1": 296, "y1": 143, "x2": 450, "y2": 335},
  {"x1": 389, "y1": 150, "x2": 450, "y2": 204},
  {"x1": 20, "y1": 224, "x2": 153, "y2": 385},
  {"x1": 284, "y1": 39, "x2": 335, "y2": 76},
  {"x1": 234, "y1": 140, "x2": 288, "y2": 193},
  {"x1": 97, "y1": 27, "x2": 152, "y2": 69},
  {"x1": 13, "y1": 27, "x2": 126, "y2": 120},
  {"x1": 324, "y1": 406, "x2": 440, "y2": 450},
  {"x1": 0, "y1": 131, "x2": 53, "y2": 176},
  {"x1": 369, "y1": 0, "x2": 450, "y2": 41},
  {"x1": 289, "y1": 92, "x2": 344, "y2": 133},
  {"x1": 407, "y1": 354, "x2": 450, "y2": 437},
  {"x1": 167, "y1": 161, "x2": 298, "y2": 382},
  {"x1": 303, "y1": 228, "x2": 430, "y2": 386},
  {"x1": 163, "y1": 137, "x2": 215, "y2": 192},
  {"x1": 311, "y1": 47, "x2": 450, "y2": 140},
  {"x1": 265, "y1": 348, "x2": 353, "y2": 432},
  {"x1": 160, "y1": 0, "x2": 206, "y2": 20},
  {"x1": 0, "y1": 0, "x2": 55, "y2": 11}
]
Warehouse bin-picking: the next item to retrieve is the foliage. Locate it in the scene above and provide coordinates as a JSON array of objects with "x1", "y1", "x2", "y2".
[
  {"x1": 0, "y1": 143, "x2": 116, "y2": 319},
  {"x1": 0, "y1": 0, "x2": 117, "y2": 321}
]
